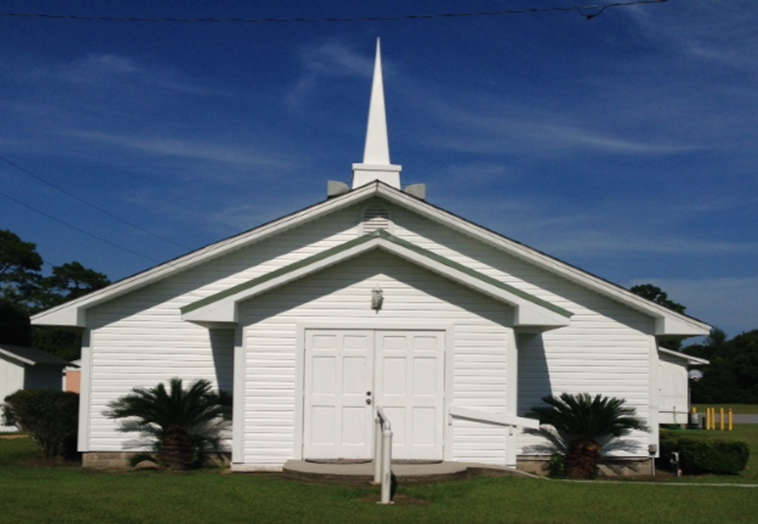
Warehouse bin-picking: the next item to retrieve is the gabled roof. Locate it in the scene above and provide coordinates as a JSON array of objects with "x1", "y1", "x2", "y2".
[
  {"x1": 181, "y1": 229, "x2": 572, "y2": 330},
  {"x1": 658, "y1": 347, "x2": 710, "y2": 366},
  {"x1": 32, "y1": 181, "x2": 710, "y2": 337},
  {"x1": 0, "y1": 344, "x2": 70, "y2": 367}
]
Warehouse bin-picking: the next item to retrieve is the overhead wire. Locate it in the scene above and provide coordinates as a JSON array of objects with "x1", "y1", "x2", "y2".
[
  {"x1": 1, "y1": 1, "x2": 668, "y2": 24},
  {"x1": 0, "y1": 155, "x2": 192, "y2": 251},
  {"x1": 0, "y1": 189, "x2": 162, "y2": 263}
]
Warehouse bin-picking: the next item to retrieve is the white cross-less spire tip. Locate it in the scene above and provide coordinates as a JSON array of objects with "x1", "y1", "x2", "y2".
[{"x1": 352, "y1": 38, "x2": 402, "y2": 189}]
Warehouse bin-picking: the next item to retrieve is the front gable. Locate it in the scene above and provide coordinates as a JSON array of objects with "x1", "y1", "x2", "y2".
[{"x1": 181, "y1": 229, "x2": 572, "y2": 331}]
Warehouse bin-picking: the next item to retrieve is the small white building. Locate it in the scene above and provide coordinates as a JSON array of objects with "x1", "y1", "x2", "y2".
[
  {"x1": 0, "y1": 344, "x2": 70, "y2": 432},
  {"x1": 32, "y1": 41, "x2": 710, "y2": 472},
  {"x1": 658, "y1": 348, "x2": 709, "y2": 426}
]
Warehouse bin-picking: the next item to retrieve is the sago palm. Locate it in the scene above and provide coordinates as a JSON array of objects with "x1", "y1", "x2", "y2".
[
  {"x1": 527, "y1": 392, "x2": 648, "y2": 479},
  {"x1": 105, "y1": 378, "x2": 231, "y2": 469}
]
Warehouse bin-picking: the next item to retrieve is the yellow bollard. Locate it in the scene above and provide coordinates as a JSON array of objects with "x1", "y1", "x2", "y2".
[
  {"x1": 720, "y1": 407, "x2": 725, "y2": 431},
  {"x1": 729, "y1": 408, "x2": 733, "y2": 431}
]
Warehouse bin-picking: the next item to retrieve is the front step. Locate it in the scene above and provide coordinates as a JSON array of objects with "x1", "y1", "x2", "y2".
[{"x1": 282, "y1": 460, "x2": 522, "y2": 484}]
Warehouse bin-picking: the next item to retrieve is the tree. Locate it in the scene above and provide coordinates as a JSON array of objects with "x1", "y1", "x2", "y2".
[
  {"x1": 527, "y1": 393, "x2": 648, "y2": 479},
  {"x1": 0, "y1": 229, "x2": 110, "y2": 359},
  {"x1": 0, "y1": 299, "x2": 32, "y2": 346},
  {"x1": 687, "y1": 329, "x2": 758, "y2": 404},
  {"x1": 630, "y1": 284, "x2": 686, "y2": 350},
  {"x1": 105, "y1": 378, "x2": 231, "y2": 469},
  {"x1": 629, "y1": 284, "x2": 686, "y2": 314},
  {"x1": 0, "y1": 229, "x2": 43, "y2": 309},
  {"x1": 34, "y1": 261, "x2": 110, "y2": 311}
]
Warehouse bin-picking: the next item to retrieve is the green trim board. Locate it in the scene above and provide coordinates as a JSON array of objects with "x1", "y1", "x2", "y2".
[{"x1": 181, "y1": 229, "x2": 572, "y2": 318}]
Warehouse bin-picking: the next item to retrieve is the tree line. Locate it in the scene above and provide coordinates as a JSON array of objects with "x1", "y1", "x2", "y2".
[{"x1": 0, "y1": 229, "x2": 110, "y2": 361}]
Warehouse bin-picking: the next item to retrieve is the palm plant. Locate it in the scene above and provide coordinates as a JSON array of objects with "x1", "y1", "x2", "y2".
[
  {"x1": 527, "y1": 392, "x2": 648, "y2": 479},
  {"x1": 105, "y1": 378, "x2": 231, "y2": 469}
]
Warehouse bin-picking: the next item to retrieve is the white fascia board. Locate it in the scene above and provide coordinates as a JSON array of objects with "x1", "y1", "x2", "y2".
[
  {"x1": 384, "y1": 242, "x2": 570, "y2": 329},
  {"x1": 184, "y1": 235, "x2": 569, "y2": 329},
  {"x1": 183, "y1": 237, "x2": 385, "y2": 323},
  {"x1": 655, "y1": 315, "x2": 711, "y2": 337},
  {"x1": 374, "y1": 185, "x2": 711, "y2": 336},
  {"x1": 31, "y1": 184, "x2": 384, "y2": 329},
  {"x1": 658, "y1": 347, "x2": 710, "y2": 366}
]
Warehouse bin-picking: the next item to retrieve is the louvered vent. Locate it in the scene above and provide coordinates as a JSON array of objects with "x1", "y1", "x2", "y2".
[{"x1": 362, "y1": 205, "x2": 391, "y2": 233}]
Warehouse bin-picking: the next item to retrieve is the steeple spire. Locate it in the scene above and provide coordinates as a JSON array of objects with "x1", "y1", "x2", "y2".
[{"x1": 352, "y1": 38, "x2": 402, "y2": 189}]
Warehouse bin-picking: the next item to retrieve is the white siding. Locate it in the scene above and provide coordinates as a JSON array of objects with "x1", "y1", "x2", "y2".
[
  {"x1": 82, "y1": 198, "x2": 657, "y2": 463},
  {"x1": 659, "y1": 354, "x2": 690, "y2": 425},
  {"x1": 238, "y1": 251, "x2": 512, "y2": 467},
  {"x1": 0, "y1": 356, "x2": 25, "y2": 432}
]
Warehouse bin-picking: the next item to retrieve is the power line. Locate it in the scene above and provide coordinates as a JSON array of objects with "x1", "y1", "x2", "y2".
[
  {"x1": 1, "y1": 1, "x2": 668, "y2": 24},
  {"x1": 0, "y1": 189, "x2": 161, "y2": 263},
  {"x1": 0, "y1": 155, "x2": 192, "y2": 251}
]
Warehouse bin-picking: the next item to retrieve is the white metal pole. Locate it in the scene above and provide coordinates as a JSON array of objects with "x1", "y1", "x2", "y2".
[
  {"x1": 373, "y1": 413, "x2": 382, "y2": 484},
  {"x1": 380, "y1": 427, "x2": 393, "y2": 504}
]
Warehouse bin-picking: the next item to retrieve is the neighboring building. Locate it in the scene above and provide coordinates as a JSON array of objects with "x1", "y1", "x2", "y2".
[
  {"x1": 64, "y1": 359, "x2": 82, "y2": 394},
  {"x1": 0, "y1": 344, "x2": 70, "y2": 432},
  {"x1": 31, "y1": 41, "x2": 710, "y2": 473},
  {"x1": 658, "y1": 348, "x2": 709, "y2": 426}
]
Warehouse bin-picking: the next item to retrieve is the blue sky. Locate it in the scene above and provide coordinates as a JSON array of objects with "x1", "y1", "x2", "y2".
[{"x1": 1, "y1": 1, "x2": 756, "y2": 338}]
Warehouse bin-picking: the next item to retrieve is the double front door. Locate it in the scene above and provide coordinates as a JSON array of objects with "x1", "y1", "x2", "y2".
[{"x1": 303, "y1": 329, "x2": 444, "y2": 461}]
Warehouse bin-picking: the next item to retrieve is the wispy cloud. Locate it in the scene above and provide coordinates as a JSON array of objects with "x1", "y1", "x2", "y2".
[{"x1": 286, "y1": 40, "x2": 374, "y2": 111}]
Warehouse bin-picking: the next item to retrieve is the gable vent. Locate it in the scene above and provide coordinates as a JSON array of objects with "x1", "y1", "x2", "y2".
[{"x1": 362, "y1": 205, "x2": 391, "y2": 233}]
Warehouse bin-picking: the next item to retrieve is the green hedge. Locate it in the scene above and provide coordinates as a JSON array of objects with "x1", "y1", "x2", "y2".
[
  {"x1": 2, "y1": 389, "x2": 79, "y2": 459},
  {"x1": 660, "y1": 431, "x2": 749, "y2": 475}
]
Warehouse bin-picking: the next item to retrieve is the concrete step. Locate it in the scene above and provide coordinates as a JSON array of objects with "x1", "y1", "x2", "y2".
[{"x1": 282, "y1": 460, "x2": 528, "y2": 484}]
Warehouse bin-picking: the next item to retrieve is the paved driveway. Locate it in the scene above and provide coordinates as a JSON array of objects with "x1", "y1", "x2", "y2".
[{"x1": 734, "y1": 414, "x2": 758, "y2": 424}]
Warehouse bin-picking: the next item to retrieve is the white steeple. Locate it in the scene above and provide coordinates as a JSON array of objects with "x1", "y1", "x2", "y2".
[{"x1": 352, "y1": 38, "x2": 402, "y2": 189}]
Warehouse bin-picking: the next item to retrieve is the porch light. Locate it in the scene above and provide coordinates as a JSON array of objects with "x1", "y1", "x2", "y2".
[{"x1": 371, "y1": 285, "x2": 384, "y2": 311}]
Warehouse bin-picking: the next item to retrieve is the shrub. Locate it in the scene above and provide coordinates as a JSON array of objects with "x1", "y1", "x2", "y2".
[
  {"x1": 659, "y1": 431, "x2": 749, "y2": 475},
  {"x1": 2, "y1": 389, "x2": 79, "y2": 459}
]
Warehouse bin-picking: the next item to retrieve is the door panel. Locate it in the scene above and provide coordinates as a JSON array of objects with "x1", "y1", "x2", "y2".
[
  {"x1": 303, "y1": 330, "x2": 373, "y2": 459},
  {"x1": 375, "y1": 331, "x2": 445, "y2": 460},
  {"x1": 303, "y1": 329, "x2": 444, "y2": 461}
]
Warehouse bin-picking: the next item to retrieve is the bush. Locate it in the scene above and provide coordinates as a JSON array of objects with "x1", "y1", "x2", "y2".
[
  {"x1": 659, "y1": 431, "x2": 749, "y2": 475},
  {"x1": 2, "y1": 389, "x2": 79, "y2": 459}
]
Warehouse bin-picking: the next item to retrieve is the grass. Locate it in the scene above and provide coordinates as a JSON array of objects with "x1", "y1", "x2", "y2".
[{"x1": 2, "y1": 437, "x2": 758, "y2": 524}]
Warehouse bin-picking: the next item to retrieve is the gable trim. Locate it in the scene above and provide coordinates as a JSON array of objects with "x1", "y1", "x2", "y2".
[
  {"x1": 181, "y1": 229, "x2": 572, "y2": 328},
  {"x1": 658, "y1": 347, "x2": 710, "y2": 366},
  {"x1": 32, "y1": 181, "x2": 709, "y2": 336}
]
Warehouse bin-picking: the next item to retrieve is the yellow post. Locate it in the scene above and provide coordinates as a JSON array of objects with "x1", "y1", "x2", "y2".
[
  {"x1": 708, "y1": 407, "x2": 714, "y2": 430},
  {"x1": 705, "y1": 408, "x2": 709, "y2": 430},
  {"x1": 720, "y1": 407, "x2": 725, "y2": 431},
  {"x1": 729, "y1": 408, "x2": 734, "y2": 431}
]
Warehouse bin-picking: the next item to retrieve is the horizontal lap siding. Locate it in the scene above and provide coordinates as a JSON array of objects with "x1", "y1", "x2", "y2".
[
  {"x1": 85, "y1": 213, "x2": 359, "y2": 452},
  {"x1": 392, "y1": 207, "x2": 654, "y2": 458},
  {"x1": 239, "y1": 251, "x2": 511, "y2": 467}
]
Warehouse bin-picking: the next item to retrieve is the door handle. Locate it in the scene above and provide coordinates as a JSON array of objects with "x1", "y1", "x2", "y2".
[{"x1": 366, "y1": 398, "x2": 372, "y2": 405}]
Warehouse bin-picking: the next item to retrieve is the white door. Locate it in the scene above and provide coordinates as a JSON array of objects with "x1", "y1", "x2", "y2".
[
  {"x1": 376, "y1": 331, "x2": 445, "y2": 460},
  {"x1": 303, "y1": 329, "x2": 444, "y2": 461},
  {"x1": 303, "y1": 330, "x2": 374, "y2": 460}
]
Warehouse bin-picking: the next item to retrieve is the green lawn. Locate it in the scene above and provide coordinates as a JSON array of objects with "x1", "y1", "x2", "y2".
[{"x1": 2, "y1": 437, "x2": 758, "y2": 524}]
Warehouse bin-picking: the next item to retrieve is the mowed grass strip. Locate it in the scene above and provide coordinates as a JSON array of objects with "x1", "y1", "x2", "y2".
[{"x1": 2, "y1": 438, "x2": 758, "y2": 524}]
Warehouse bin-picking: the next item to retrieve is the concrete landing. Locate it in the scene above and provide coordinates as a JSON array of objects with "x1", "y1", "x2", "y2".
[{"x1": 282, "y1": 460, "x2": 529, "y2": 484}]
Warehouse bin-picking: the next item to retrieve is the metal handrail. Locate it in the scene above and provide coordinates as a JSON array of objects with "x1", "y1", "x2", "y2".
[{"x1": 373, "y1": 407, "x2": 393, "y2": 504}]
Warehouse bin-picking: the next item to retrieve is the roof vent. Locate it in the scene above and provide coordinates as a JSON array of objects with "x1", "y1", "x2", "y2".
[{"x1": 362, "y1": 205, "x2": 391, "y2": 233}]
